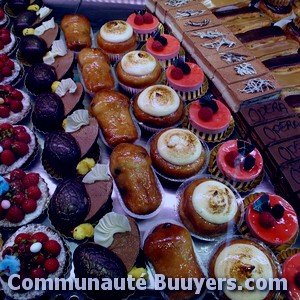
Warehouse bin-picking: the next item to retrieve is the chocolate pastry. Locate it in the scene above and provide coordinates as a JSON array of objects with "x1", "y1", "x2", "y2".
[{"x1": 13, "y1": 10, "x2": 37, "y2": 36}]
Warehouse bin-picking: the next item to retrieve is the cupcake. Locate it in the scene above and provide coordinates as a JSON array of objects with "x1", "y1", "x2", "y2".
[
  {"x1": 115, "y1": 50, "x2": 162, "y2": 95},
  {"x1": 0, "y1": 169, "x2": 49, "y2": 227},
  {"x1": 0, "y1": 123, "x2": 37, "y2": 175},
  {"x1": 0, "y1": 28, "x2": 17, "y2": 56},
  {"x1": 0, "y1": 224, "x2": 70, "y2": 300},
  {"x1": 187, "y1": 98, "x2": 233, "y2": 142},
  {"x1": 0, "y1": 54, "x2": 23, "y2": 86},
  {"x1": 0, "y1": 85, "x2": 31, "y2": 125},
  {"x1": 166, "y1": 59, "x2": 206, "y2": 101},
  {"x1": 132, "y1": 84, "x2": 184, "y2": 131},
  {"x1": 97, "y1": 20, "x2": 137, "y2": 63},
  {"x1": 145, "y1": 31, "x2": 181, "y2": 68},
  {"x1": 0, "y1": 7, "x2": 9, "y2": 28},
  {"x1": 244, "y1": 193, "x2": 298, "y2": 249},
  {"x1": 49, "y1": 164, "x2": 113, "y2": 237},
  {"x1": 149, "y1": 128, "x2": 208, "y2": 179},
  {"x1": 260, "y1": 0, "x2": 293, "y2": 21},
  {"x1": 211, "y1": 139, "x2": 264, "y2": 191},
  {"x1": 178, "y1": 177, "x2": 242, "y2": 239},
  {"x1": 126, "y1": 9, "x2": 159, "y2": 42}
]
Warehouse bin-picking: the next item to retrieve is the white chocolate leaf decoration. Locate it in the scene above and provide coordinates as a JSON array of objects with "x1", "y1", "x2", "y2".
[
  {"x1": 55, "y1": 78, "x2": 77, "y2": 97},
  {"x1": 34, "y1": 17, "x2": 55, "y2": 36},
  {"x1": 94, "y1": 212, "x2": 131, "y2": 248},
  {"x1": 43, "y1": 40, "x2": 67, "y2": 65},
  {"x1": 82, "y1": 164, "x2": 110, "y2": 184},
  {"x1": 36, "y1": 6, "x2": 51, "y2": 19},
  {"x1": 65, "y1": 109, "x2": 90, "y2": 133}
]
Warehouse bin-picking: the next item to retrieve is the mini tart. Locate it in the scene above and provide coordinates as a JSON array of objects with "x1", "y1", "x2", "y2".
[
  {"x1": 0, "y1": 171, "x2": 49, "y2": 227},
  {"x1": 259, "y1": 0, "x2": 292, "y2": 21},
  {"x1": 0, "y1": 30, "x2": 17, "y2": 56},
  {"x1": 166, "y1": 62, "x2": 205, "y2": 100},
  {"x1": 0, "y1": 59, "x2": 23, "y2": 86},
  {"x1": 209, "y1": 238, "x2": 280, "y2": 300},
  {"x1": 145, "y1": 34, "x2": 181, "y2": 68},
  {"x1": 245, "y1": 193, "x2": 298, "y2": 246},
  {"x1": 132, "y1": 84, "x2": 184, "y2": 130},
  {"x1": 97, "y1": 20, "x2": 137, "y2": 62},
  {"x1": 179, "y1": 177, "x2": 241, "y2": 239},
  {"x1": 149, "y1": 128, "x2": 207, "y2": 179},
  {"x1": 116, "y1": 50, "x2": 162, "y2": 94},
  {"x1": 0, "y1": 223, "x2": 70, "y2": 300}
]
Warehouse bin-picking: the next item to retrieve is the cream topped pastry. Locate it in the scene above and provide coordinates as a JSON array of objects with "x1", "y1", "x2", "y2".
[{"x1": 100, "y1": 20, "x2": 133, "y2": 43}]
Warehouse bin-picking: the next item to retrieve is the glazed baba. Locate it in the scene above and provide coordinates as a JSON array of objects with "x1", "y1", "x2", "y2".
[
  {"x1": 179, "y1": 177, "x2": 241, "y2": 239},
  {"x1": 209, "y1": 237, "x2": 280, "y2": 300},
  {"x1": 149, "y1": 128, "x2": 207, "y2": 179},
  {"x1": 97, "y1": 20, "x2": 137, "y2": 62},
  {"x1": 245, "y1": 193, "x2": 298, "y2": 247},
  {"x1": 132, "y1": 84, "x2": 184, "y2": 130},
  {"x1": 116, "y1": 50, "x2": 162, "y2": 94}
]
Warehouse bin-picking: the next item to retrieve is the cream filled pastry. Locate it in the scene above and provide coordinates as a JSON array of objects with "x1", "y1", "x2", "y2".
[{"x1": 100, "y1": 20, "x2": 133, "y2": 43}]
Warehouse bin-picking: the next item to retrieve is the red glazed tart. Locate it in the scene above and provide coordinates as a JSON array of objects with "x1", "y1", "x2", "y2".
[
  {"x1": 245, "y1": 193, "x2": 298, "y2": 246},
  {"x1": 0, "y1": 54, "x2": 23, "y2": 86},
  {"x1": 0, "y1": 28, "x2": 16, "y2": 56}
]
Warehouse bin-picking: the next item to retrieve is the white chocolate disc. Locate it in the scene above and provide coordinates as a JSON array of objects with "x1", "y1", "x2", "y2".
[{"x1": 100, "y1": 20, "x2": 133, "y2": 43}]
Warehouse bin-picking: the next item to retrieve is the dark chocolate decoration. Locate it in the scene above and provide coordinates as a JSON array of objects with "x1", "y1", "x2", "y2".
[
  {"x1": 151, "y1": 30, "x2": 161, "y2": 40},
  {"x1": 264, "y1": 0, "x2": 292, "y2": 15},
  {"x1": 285, "y1": 95, "x2": 300, "y2": 109},
  {"x1": 253, "y1": 193, "x2": 271, "y2": 213},
  {"x1": 173, "y1": 58, "x2": 185, "y2": 68},
  {"x1": 263, "y1": 53, "x2": 300, "y2": 71},
  {"x1": 172, "y1": 58, "x2": 191, "y2": 75},
  {"x1": 271, "y1": 204, "x2": 285, "y2": 220},
  {"x1": 243, "y1": 155, "x2": 256, "y2": 171},
  {"x1": 157, "y1": 35, "x2": 167, "y2": 46},
  {"x1": 134, "y1": 9, "x2": 146, "y2": 15},
  {"x1": 181, "y1": 63, "x2": 191, "y2": 74},
  {"x1": 237, "y1": 140, "x2": 255, "y2": 156},
  {"x1": 214, "y1": 6, "x2": 259, "y2": 18},
  {"x1": 199, "y1": 98, "x2": 218, "y2": 113}
]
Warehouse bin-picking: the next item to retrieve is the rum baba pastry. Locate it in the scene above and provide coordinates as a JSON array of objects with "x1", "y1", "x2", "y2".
[
  {"x1": 89, "y1": 90, "x2": 139, "y2": 148},
  {"x1": 179, "y1": 178, "x2": 241, "y2": 238},
  {"x1": 150, "y1": 128, "x2": 207, "y2": 179}
]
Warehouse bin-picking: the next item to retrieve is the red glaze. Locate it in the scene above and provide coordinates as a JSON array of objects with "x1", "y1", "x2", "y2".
[
  {"x1": 283, "y1": 253, "x2": 300, "y2": 300},
  {"x1": 127, "y1": 13, "x2": 159, "y2": 34}
]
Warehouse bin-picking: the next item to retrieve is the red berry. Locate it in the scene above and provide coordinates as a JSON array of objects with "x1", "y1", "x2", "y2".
[
  {"x1": 198, "y1": 107, "x2": 213, "y2": 122},
  {"x1": 151, "y1": 40, "x2": 163, "y2": 51},
  {"x1": 0, "y1": 123, "x2": 12, "y2": 132},
  {"x1": 134, "y1": 14, "x2": 144, "y2": 25},
  {"x1": 31, "y1": 232, "x2": 49, "y2": 244},
  {"x1": 0, "y1": 61, "x2": 3, "y2": 69},
  {"x1": 44, "y1": 240, "x2": 61, "y2": 257},
  {"x1": 11, "y1": 141, "x2": 29, "y2": 157},
  {"x1": 10, "y1": 90, "x2": 23, "y2": 101},
  {"x1": 13, "y1": 192, "x2": 26, "y2": 206},
  {"x1": 30, "y1": 268, "x2": 47, "y2": 279},
  {"x1": 0, "y1": 105, "x2": 10, "y2": 118},
  {"x1": 10, "y1": 169, "x2": 26, "y2": 180},
  {"x1": 22, "y1": 198, "x2": 37, "y2": 213},
  {"x1": 2, "y1": 66, "x2": 12, "y2": 77},
  {"x1": 0, "y1": 10, "x2": 4, "y2": 19},
  {"x1": 1, "y1": 34, "x2": 11, "y2": 45},
  {"x1": 14, "y1": 233, "x2": 31, "y2": 244},
  {"x1": 1, "y1": 138, "x2": 13, "y2": 149},
  {"x1": 15, "y1": 132, "x2": 31, "y2": 144},
  {"x1": 9, "y1": 179, "x2": 24, "y2": 192},
  {"x1": 143, "y1": 12, "x2": 154, "y2": 24},
  {"x1": 259, "y1": 211, "x2": 276, "y2": 229},
  {"x1": 44, "y1": 258, "x2": 59, "y2": 273},
  {"x1": 6, "y1": 205, "x2": 25, "y2": 223},
  {"x1": 13, "y1": 125, "x2": 25, "y2": 134},
  {"x1": 26, "y1": 186, "x2": 41, "y2": 200},
  {"x1": 0, "y1": 54, "x2": 9, "y2": 62},
  {"x1": 170, "y1": 67, "x2": 183, "y2": 80},
  {"x1": 10, "y1": 100, "x2": 23, "y2": 113},
  {"x1": 22, "y1": 173, "x2": 39, "y2": 187},
  {"x1": 1, "y1": 149, "x2": 16, "y2": 166},
  {"x1": 2, "y1": 85, "x2": 13, "y2": 93},
  {"x1": 33, "y1": 253, "x2": 45, "y2": 265},
  {"x1": 0, "y1": 41, "x2": 4, "y2": 50},
  {"x1": 5, "y1": 60, "x2": 14, "y2": 70},
  {"x1": 224, "y1": 150, "x2": 240, "y2": 168}
]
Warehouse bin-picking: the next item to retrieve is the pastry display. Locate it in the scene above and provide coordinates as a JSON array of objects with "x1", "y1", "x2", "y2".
[
  {"x1": 285, "y1": 17, "x2": 300, "y2": 43},
  {"x1": 132, "y1": 84, "x2": 184, "y2": 130},
  {"x1": 0, "y1": 123, "x2": 37, "y2": 175},
  {"x1": 0, "y1": 28, "x2": 16, "y2": 56},
  {"x1": 0, "y1": 223, "x2": 70, "y2": 300},
  {"x1": 49, "y1": 164, "x2": 113, "y2": 236},
  {"x1": 109, "y1": 143, "x2": 162, "y2": 216},
  {"x1": 149, "y1": 128, "x2": 207, "y2": 179},
  {"x1": 244, "y1": 193, "x2": 298, "y2": 247},
  {"x1": 61, "y1": 14, "x2": 92, "y2": 51},
  {"x1": 77, "y1": 47, "x2": 115, "y2": 95},
  {"x1": 179, "y1": 177, "x2": 241, "y2": 239},
  {"x1": 97, "y1": 20, "x2": 137, "y2": 62},
  {"x1": 0, "y1": 169, "x2": 49, "y2": 227},
  {"x1": 89, "y1": 90, "x2": 139, "y2": 147},
  {"x1": 115, "y1": 50, "x2": 162, "y2": 94},
  {"x1": 259, "y1": 0, "x2": 293, "y2": 21},
  {"x1": 0, "y1": 54, "x2": 23, "y2": 86},
  {"x1": 209, "y1": 237, "x2": 280, "y2": 300},
  {"x1": 144, "y1": 222, "x2": 206, "y2": 300},
  {"x1": 0, "y1": 84, "x2": 31, "y2": 124}
]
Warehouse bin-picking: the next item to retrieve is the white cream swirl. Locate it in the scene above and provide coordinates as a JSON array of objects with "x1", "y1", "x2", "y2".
[
  {"x1": 34, "y1": 17, "x2": 55, "y2": 36},
  {"x1": 55, "y1": 78, "x2": 77, "y2": 97},
  {"x1": 82, "y1": 164, "x2": 110, "y2": 184},
  {"x1": 43, "y1": 40, "x2": 67, "y2": 65},
  {"x1": 214, "y1": 243, "x2": 273, "y2": 300},
  {"x1": 94, "y1": 212, "x2": 131, "y2": 248},
  {"x1": 192, "y1": 180, "x2": 237, "y2": 224},
  {"x1": 100, "y1": 20, "x2": 133, "y2": 43},
  {"x1": 121, "y1": 51, "x2": 156, "y2": 76},
  {"x1": 137, "y1": 85, "x2": 180, "y2": 117},
  {"x1": 65, "y1": 109, "x2": 89, "y2": 133},
  {"x1": 157, "y1": 129, "x2": 202, "y2": 165},
  {"x1": 36, "y1": 6, "x2": 51, "y2": 19}
]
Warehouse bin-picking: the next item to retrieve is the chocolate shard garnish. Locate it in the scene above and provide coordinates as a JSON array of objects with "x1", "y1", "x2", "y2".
[
  {"x1": 184, "y1": 19, "x2": 210, "y2": 27},
  {"x1": 175, "y1": 9, "x2": 206, "y2": 18},
  {"x1": 237, "y1": 140, "x2": 255, "y2": 156},
  {"x1": 134, "y1": 9, "x2": 146, "y2": 15},
  {"x1": 191, "y1": 29, "x2": 226, "y2": 39},
  {"x1": 243, "y1": 155, "x2": 256, "y2": 170},
  {"x1": 220, "y1": 52, "x2": 248, "y2": 64},
  {"x1": 157, "y1": 35, "x2": 167, "y2": 46},
  {"x1": 199, "y1": 98, "x2": 218, "y2": 113},
  {"x1": 239, "y1": 78, "x2": 275, "y2": 94},
  {"x1": 202, "y1": 37, "x2": 236, "y2": 51},
  {"x1": 151, "y1": 30, "x2": 161, "y2": 40},
  {"x1": 253, "y1": 193, "x2": 271, "y2": 213},
  {"x1": 234, "y1": 63, "x2": 257, "y2": 76},
  {"x1": 165, "y1": 0, "x2": 193, "y2": 7},
  {"x1": 271, "y1": 204, "x2": 285, "y2": 220}
]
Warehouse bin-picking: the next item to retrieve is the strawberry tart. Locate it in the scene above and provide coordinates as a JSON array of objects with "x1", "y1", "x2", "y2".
[
  {"x1": 245, "y1": 193, "x2": 298, "y2": 247},
  {"x1": 0, "y1": 54, "x2": 23, "y2": 86},
  {"x1": 0, "y1": 169, "x2": 49, "y2": 227},
  {"x1": 0, "y1": 223, "x2": 70, "y2": 299},
  {"x1": 187, "y1": 98, "x2": 233, "y2": 142},
  {"x1": 145, "y1": 31, "x2": 181, "y2": 68},
  {"x1": 166, "y1": 60, "x2": 206, "y2": 101},
  {"x1": 0, "y1": 28, "x2": 16, "y2": 56}
]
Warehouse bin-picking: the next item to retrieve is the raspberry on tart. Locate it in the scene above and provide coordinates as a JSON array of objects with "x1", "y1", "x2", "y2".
[
  {"x1": 0, "y1": 54, "x2": 22, "y2": 86},
  {"x1": 0, "y1": 28, "x2": 16, "y2": 56}
]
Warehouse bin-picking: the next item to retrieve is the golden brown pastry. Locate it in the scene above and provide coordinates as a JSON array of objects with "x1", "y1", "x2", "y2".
[
  {"x1": 78, "y1": 48, "x2": 115, "y2": 95},
  {"x1": 109, "y1": 143, "x2": 162, "y2": 215},
  {"x1": 61, "y1": 14, "x2": 92, "y2": 51},
  {"x1": 89, "y1": 90, "x2": 138, "y2": 147},
  {"x1": 144, "y1": 222, "x2": 205, "y2": 300}
]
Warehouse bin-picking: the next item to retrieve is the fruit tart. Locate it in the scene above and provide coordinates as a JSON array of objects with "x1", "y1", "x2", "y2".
[
  {"x1": 0, "y1": 223, "x2": 70, "y2": 300},
  {"x1": 0, "y1": 169, "x2": 49, "y2": 227},
  {"x1": 0, "y1": 7, "x2": 9, "y2": 29},
  {"x1": 0, "y1": 28, "x2": 17, "y2": 56},
  {"x1": 0, "y1": 123, "x2": 37, "y2": 175},
  {"x1": 0, "y1": 54, "x2": 23, "y2": 86},
  {"x1": 0, "y1": 84, "x2": 31, "y2": 125}
]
